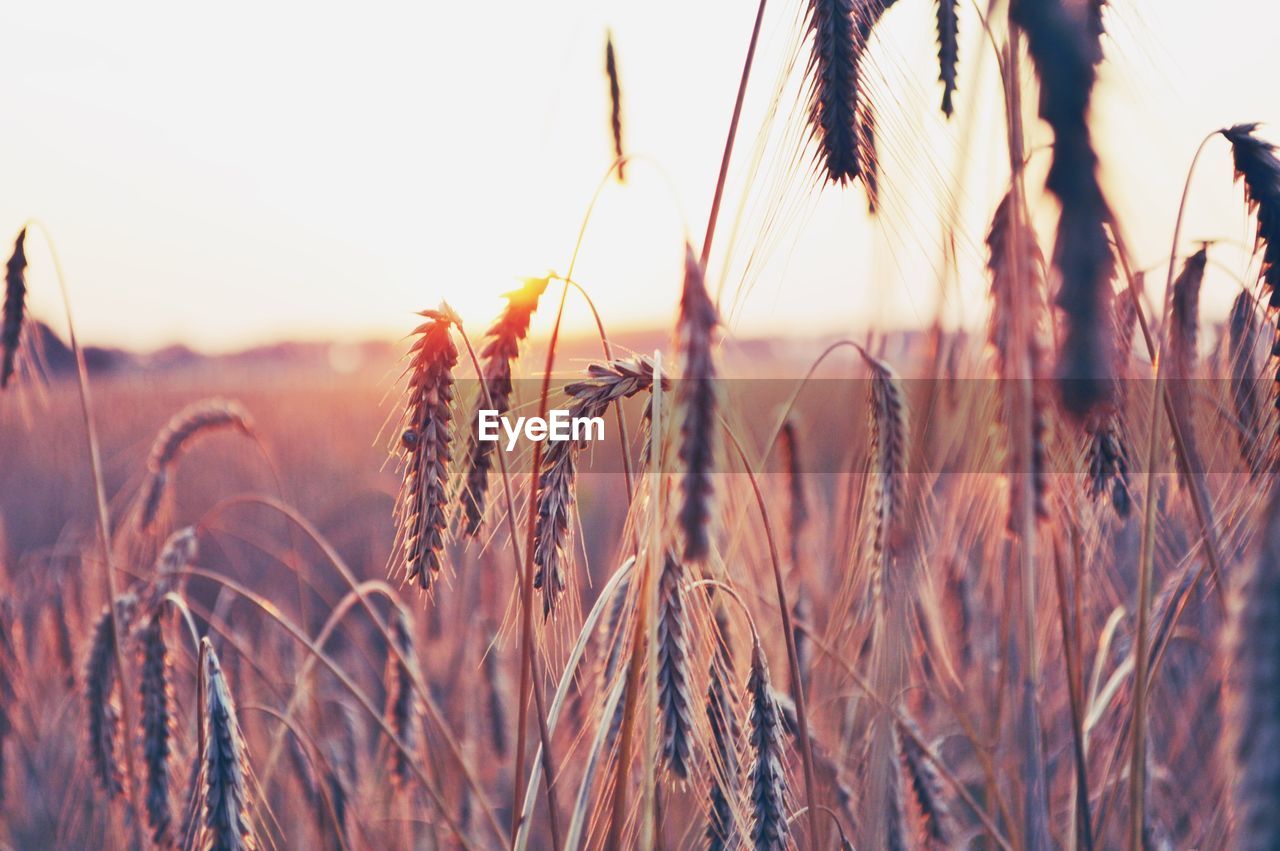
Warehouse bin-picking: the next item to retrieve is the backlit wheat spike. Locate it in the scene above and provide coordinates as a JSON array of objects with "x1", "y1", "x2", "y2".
[
  {"x1": 395, "y1": 305, "x2": 458, "y2": 591},
  {"x1": 144, "y1": 526, "x2": 199, "y2": 614},
  {"x1": 1221, "y1": 124, "x2": 1280, "y2": 426},
  {"x1": 138, "y1": 614, "x2": 174, "y2": 845},
  {"x1": 1012, "y1": 0, "x2": 1117, "y2": 416},
  {"x1": 858, "y1": 348, "x2": 908, "y2": 606},
  {"x1": 705, "y1": 609, "x2": 739, "y2": 850},
  {"x1": 384, "y1": 604, "x2": 420, "y2": 789},
  {"x1": 677, "y1": 245, "x2": 719, "y2": 564},
  {"x1": 1170, "y1": 247, "x2": 1207, "y2": 382},
  {"x1": 936, "y1": 0, "x2": 958, "y2": 116},
  {"x1": 533, "y1": 356, "x2": 660, "y2": 615},
  {"x1": 1222, "y1": 124, "x2": 1280, "y2": 303},
  {"x1": 195, "y1": 638, "x2": 255, "y2": 851},
  {"x1": 807, "y1": 0, "x2": 861, "y2": 184},
  {"x1": 779, "y1": 419, "x2": 809, "y2": 556},
  {"x1": 1228, "y1": 483, "x2": 1280, "y2": 850},
  {"x1": 85, "y1": 593, "x2": 137, "y2": 800},
  {"x1": 461, "y1": 277, "x2": 548, "y2": 536},
  {"x1": 1228, "y1": 290, "x2": 1267, "y2": 476},
  {"x1": 747, "y1": 640, "x2": 789, "y2": 851},
  {"x1": 656, "y1": 550, "x2": 692, "y2": 779},
  {"x1": 605, "y1": 32, "x2": 626, "y2": 182},
  {"x1": 139, "y1": 400, "x2": 254, "y2": 531},
  {"x1": 1169, "y1": 249, "x2": 1208, "y2": 492},
  {"x1": 986, "y1": 189, "x2": 1050, "y2": 522},
  {"x1": 1, "y1": 228, "x2": 27, "y2": 390}
]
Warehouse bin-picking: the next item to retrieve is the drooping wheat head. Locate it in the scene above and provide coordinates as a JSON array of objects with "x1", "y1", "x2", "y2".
[
  {"x1": 138, "y1": 401, "x2": 254, "y2": 532},
  {"x1": 1222, "y1": 124, "x2": 1280, "y2": 429},
  {"x1": 532, "y1": 356, "x2": 661, "y2": 615},
  {"x1": 807, "y1": 0, "x2": 861, "y2": 184}
]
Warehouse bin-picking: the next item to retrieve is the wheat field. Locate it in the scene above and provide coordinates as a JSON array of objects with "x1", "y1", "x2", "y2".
[{"x1": 2, "y1": 0, "x2": 1280, "y2": 849}]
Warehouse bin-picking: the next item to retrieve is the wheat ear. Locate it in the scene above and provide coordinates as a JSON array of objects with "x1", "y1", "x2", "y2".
[
  {"x1": 138, "y1": 400, "x2": 254, "y2": 531},
  {"x1": 677, "y1": 245, "x2": 719, "y2": 563},
  {"x1": 461, "y1": 277, "x2": 548, "y2": 536},
  {"x1": 605, "y1": 31, "x2": 626, "y2": 181},
  {"x1": 1012, "y1": 0, "x2": 1116, "y2": 415},
  {"x1": 394, "y1": 305, "x2": 458, "y2": 590},
  {"x1": 138, "y1": 614, "x2": 174, "y2": 845},
  {"x1": 1, "y1": 229, "x2": 27, "y2": 390},
  {"x1": 747, "y1": 640, "x2": 789, "y2": 851},
  {"x1": 194, "y1": 638, "x2": 255, "y2": 851},
  {"x1": 655, "y1": 550, "x2": 693, "y2": 779},
  {"x1": 807, "y1": 0, "x2": 861, "y2": 184},
  {"x1": 384, "y1": 603, "x2": 420, "y2": 789},
  {"x1": 1228, "y1": 483, "x2": 1280, "y2": 850}
]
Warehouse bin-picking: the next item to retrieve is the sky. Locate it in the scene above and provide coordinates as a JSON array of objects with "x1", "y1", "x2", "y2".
[{"x1": 1, "y1": 0, "x2": 1277, "y2": 353}]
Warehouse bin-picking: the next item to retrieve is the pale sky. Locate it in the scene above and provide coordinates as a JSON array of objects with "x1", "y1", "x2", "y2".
[{"x1": 1, "y1": 0, "x2": 1276, "y2": 353}]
